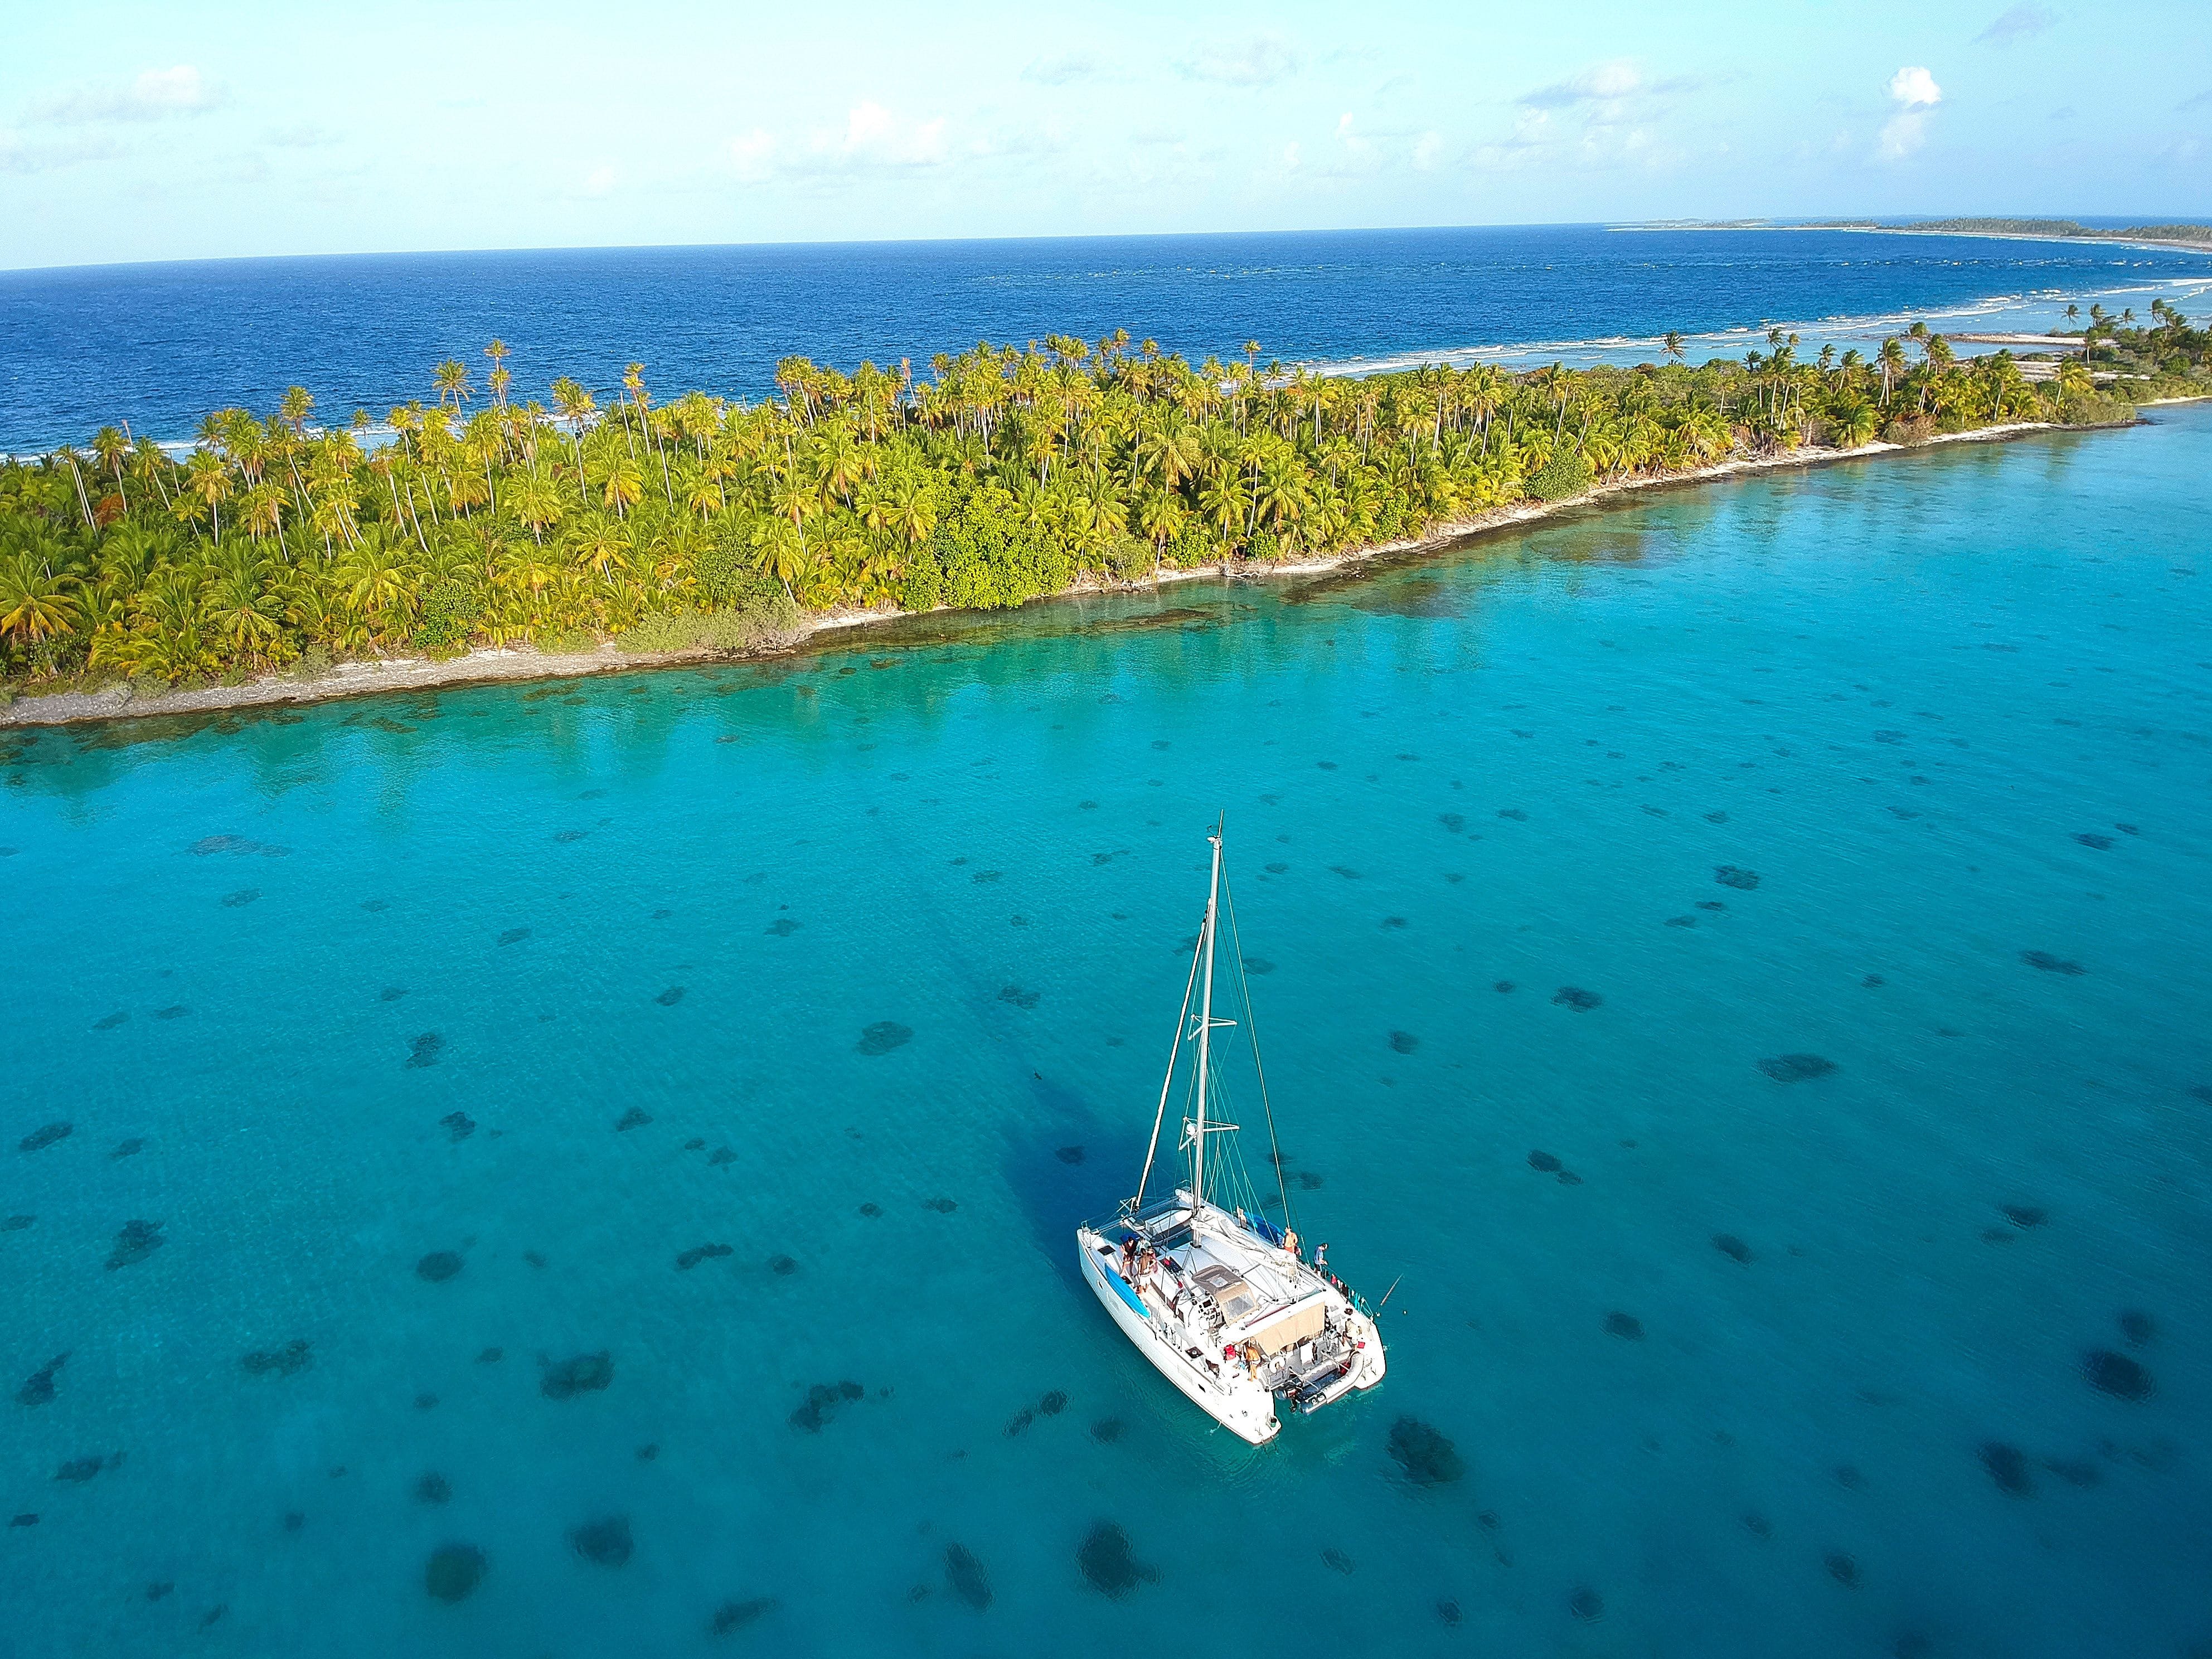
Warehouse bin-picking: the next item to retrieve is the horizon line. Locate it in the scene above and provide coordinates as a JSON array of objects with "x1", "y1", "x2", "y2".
[{"x1": 5, "y1": 212, "x2": 2202, "y2": 279}]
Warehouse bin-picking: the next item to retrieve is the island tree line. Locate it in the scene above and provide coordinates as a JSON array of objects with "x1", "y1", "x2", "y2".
[{"x1": 1, "y1": 311, "x2": 2201, "y2": 688}]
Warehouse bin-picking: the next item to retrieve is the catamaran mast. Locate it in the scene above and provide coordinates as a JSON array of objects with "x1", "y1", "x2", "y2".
[{"x1": 1193, "y1": 819, "x2": 1223, "y2": 1214}]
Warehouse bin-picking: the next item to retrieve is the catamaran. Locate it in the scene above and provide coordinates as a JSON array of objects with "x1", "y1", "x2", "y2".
[{"x1": 1076, "y1": 820, "x2": 1386, "y2": 1444}]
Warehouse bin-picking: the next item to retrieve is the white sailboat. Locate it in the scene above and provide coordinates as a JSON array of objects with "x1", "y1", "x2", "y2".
[{"x1": 1076, "y1": 820, "x2": 1386, "y2": 1444}]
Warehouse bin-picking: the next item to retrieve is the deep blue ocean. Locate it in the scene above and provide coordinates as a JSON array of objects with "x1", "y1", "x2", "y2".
[
  {"x1": 4, "y1": 224, "x2": 2211, "y2": 452},
  {"x1": 4, "y1": 382, "x2": 2209, "y2": 1655}
]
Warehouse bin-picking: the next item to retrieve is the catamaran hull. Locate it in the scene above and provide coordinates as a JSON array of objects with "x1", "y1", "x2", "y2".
[{"x1": 1078, "y1": 1232, "x2": 1281, "y2": 1445}]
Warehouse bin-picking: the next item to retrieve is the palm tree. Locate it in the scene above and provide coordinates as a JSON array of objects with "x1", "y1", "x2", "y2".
[
  {"x1": 1663, "y1": 331, "x2": 1684, "y2": 364},
  {"x1": 549, "y1": 377, "x2": 598, "y2": 502},
  {"x1": 92, "y1": 426, "x2": 130, "y2": 512},
  {"x1": 0, "y1": 551, "x2": 78, "y2": 644},
  {"x1": 600, "y1": 454, "x2": 644, "y2": 518},
  {"x1": 433, "y1": 360, "x2": 472, "y2": 408},
  {"x1": 182, "y1": 449, "x2": 232, "y2": 540},
  {"x1": 1877, "y1": 338, "x2": 1907, "y2": 407}
]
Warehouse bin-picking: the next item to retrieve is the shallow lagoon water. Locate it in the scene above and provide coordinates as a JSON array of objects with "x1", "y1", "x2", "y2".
[{"x1": 4, "y1": 411, "x2": 2210, "y2": 1656}]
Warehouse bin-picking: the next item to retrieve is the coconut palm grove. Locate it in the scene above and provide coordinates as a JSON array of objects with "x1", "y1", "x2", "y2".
[{"x1": 2, "y1": 309, "x2": 2201, "y2": 691}]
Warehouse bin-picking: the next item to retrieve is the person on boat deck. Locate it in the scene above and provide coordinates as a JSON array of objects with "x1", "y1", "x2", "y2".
[
  {"x1": 1119, "y1": 1236, "x2": 1137, "y2": 1278},
  {"x1": 1314, "y1": 1243, "x2": 1328, "y2": 1271},
  {"x1": 1283, "y1": 1228, "x2": 1301, "y2": 1263}
]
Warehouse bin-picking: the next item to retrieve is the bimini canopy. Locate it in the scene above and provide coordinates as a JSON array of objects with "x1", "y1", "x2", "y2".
[{"x1": 1241, "y1": 1293, "x2": 1330, "y2": 1356}]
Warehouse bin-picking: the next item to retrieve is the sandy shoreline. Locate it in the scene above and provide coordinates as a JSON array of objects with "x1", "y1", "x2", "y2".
[{"x1": 0, "y1": 415, "x2": 2157, "y2": 731}]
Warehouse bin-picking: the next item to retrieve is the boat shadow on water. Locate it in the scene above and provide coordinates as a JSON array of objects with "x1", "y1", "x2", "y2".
[{"x1": 996, "y1": 1071, "x2": 1148, "y2": 1297}]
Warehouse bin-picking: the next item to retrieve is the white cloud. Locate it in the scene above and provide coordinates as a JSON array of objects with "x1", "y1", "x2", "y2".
[
  {"x1": 1412, "y1": 130, "x2": 1443, "y2": 171},
  {"x1": 1282, "y1": 142, "x2": 1301, "y2": 169},
  {"x1": 1178, "y1": 33, "x2": 1300, "y2": 88},
  {"x1": 0, "y1": 130, "x2": 125, "y2": 174},
  {"x1": 1888, "y1": 66, "x2": 1942, "y2": 108},
  {"x1": 726, "y1": 104, "x2": 952, "y2": 183},
  {"x1": 1333, "y1": 113, "x2": 1376, "y2": 168},
  {"x1": 1523, "y1": 59, "x2": 1645, "y2": 108},
  {"x1": 581, "y1": 164, "x2": 616, "y2": 197},
  {"x1": 729, "y1": 129, "x2": 775, "y2": 183},
  {"x1": 34, "y1": 65, "x2": 221, "y2": 124},
  {"x1": 837, "y1": 102, "x2": 948, "y2": 167},
  {"x1": 1879, "y1": 66, "x2": 1942, "y2": 159},
  {"x1": 1023, "y1": 48, "x2": 1111, "y2": 86},
  {"x1": 1879, "y1": 111, "x2": 1931, "y2": 158},
  {"x1": 1976, "y1": 4, "x2": 2058, "y2": 45},
  {"x1": 264, "y1": 123, "x2": 338, "y2": 150}
]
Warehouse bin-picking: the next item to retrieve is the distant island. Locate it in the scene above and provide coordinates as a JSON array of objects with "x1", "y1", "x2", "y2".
[
  {"x1": 1646, "y1": 217, "x2": 2212, "y2": 250},
  {"x1": 3, "y1": 312, "x2": 2205, "y2": 719}
]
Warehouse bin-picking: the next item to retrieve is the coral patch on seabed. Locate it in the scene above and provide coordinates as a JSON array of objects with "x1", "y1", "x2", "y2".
[
  {"x1": 1078, "y1": 1523, "x2": 1157, "y2": 1598},
  {"x1": 676, "y1": 1243, "x2": 733, "y2": 1270},
  {"x1": 2083, "y1": 1349, "x2": 2155, "y2": 1400},
  {"x1": 1386, "y1": 1417, "x2": 1466, "y2": 1485},
  {"x1": 424, "y1": 1544, "x2": 486, "y2": 1603},
  {"x1": 944, "y1": 1542, "x2": 992, "y2": 1610},
  {"x1": 1980, "y1": 1442, "x2": 2034, "y2": 1496},
  {"x1": 416, "y1": 1251, "x2": 463, "y2": 1282},
  {"x1": 16, "y1": 1354, "x2": 67, "y2": 1406},
  {"x1": 1758, "y1": 1054, "x2": 1836, "y2": 1082},
  {"x1": 1552, "y1": 987, "x2": 1602, "y2": 1011},
  {"x1": 1714, "y1": 866, "x2": 1760, "y2": 890},
  {"x1": 709, "y1": 1597, "x2": 777, "y2": 1635},
  {"x1": 539, "y1": 1352, "x2": 614, "y2": 1399},
  {"x1": 788, "y1": 1379, "x2": 866, "y2": 1431},
  {"x1": 18, "y1": 1121, "x2": 70, "y2": 1152},
  {"x1": 1714, "y1": 1234, "x2": 1754, "y2": 1264},
  {"x1": 857, "y1": 1021, "x2": 913, "y2": 1055},
  {"x1": 54, "y1": 1453, "x2": 119, "y2": 1483},
  {"x1": 570, "y1": 1515, "x2": 633, "y2": 1567},
  {"x1": 105, "y1": 1220, "x2": 164, "y2": 1269},
  {"x1": 241, "y1": 1341, "x2": 311, "y2": 1377}
]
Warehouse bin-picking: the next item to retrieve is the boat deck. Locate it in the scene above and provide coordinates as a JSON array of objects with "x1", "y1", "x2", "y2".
[{"x1": 1096, "y1": 1197, "x2": 1352, "y2": 1388}]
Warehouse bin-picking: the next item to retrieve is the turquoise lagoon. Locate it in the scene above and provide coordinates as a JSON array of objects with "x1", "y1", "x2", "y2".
[{"x1": 3, "y1": 410, "x2": 2209, "y2": 1657}]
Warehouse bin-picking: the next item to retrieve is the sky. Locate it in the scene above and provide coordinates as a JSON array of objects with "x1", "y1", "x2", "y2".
[{"x1": 1, "y1": 0, "x2": 2206, "y2": 270}]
